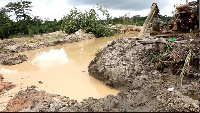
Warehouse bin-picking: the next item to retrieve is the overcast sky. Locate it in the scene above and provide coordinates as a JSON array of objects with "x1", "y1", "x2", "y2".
[{"x1": 0, "y1": 0, "x2": 195, "y2": 20}]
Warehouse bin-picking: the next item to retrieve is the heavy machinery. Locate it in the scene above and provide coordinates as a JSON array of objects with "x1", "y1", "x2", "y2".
[{"x1": 139, "y1": 0, "x2": 199, "y2": 38}]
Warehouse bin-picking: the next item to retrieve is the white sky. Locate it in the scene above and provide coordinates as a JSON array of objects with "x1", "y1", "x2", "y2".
[{"x1": 0, "y1": 0, "x2": 196, "y2": 21}]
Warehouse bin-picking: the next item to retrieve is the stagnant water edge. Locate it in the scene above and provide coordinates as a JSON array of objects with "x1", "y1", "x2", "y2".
[
  {"x1": 0, "y1": 34, "x2": 136, "y2": 111},
  {"x1": 0, "y1": 33, "x2": 199, "y2": 112}
]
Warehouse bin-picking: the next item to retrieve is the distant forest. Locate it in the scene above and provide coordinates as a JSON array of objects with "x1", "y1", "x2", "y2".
[
  {"x1": 0, "y1": 0, "x2": 172, "y2": 39},
  {"x1": 112, "y1": 15, "x2": 172, "y2": 26}
]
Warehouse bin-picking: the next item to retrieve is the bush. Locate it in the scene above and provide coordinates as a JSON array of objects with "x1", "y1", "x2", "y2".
[{"x1": 61, "y1": 6, "x2": 114, "y2": 37}]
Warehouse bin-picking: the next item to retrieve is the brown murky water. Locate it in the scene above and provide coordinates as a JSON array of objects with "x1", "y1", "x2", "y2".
[{"x1": 0, "y1": 34, "x2": 135, "y2": 110}]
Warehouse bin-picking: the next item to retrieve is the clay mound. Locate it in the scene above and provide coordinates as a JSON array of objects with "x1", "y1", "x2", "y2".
[
  {"x1": 88, "y1": 37, "x2": 199, "y2": 112},
  {"x1": 88, "y1": 38, "x2": 151, "y2": 90},
  {"x1": 3, "y1": 86, "x2": 79, "y2": 112},
  {"x1": 0, "y1": 74, "x2": 15, "y2": 95}
]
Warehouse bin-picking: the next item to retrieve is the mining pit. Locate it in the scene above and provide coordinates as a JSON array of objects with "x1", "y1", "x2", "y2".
[{"x1": 0, "y1": 30, "x2": 199, "y2": 112}]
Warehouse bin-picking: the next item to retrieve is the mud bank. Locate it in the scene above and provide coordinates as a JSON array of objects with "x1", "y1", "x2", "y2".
[
  {"x1": 0, "y1": 30, "x2": 95, "y2": 65},
  {"x1": 2, "y1": 81, "x2": 199, "y2": 112}
]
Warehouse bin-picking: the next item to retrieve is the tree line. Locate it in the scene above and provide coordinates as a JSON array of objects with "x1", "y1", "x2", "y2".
[
  {"x1": 112, "y1": 15, "x2": 172, "y2": 26},
  {"x1": 0, "y1": 0, "x2": 61, "y2": 39},
  {"x1": 0, "y1": 0, "x2": 172, "y2": 39}
]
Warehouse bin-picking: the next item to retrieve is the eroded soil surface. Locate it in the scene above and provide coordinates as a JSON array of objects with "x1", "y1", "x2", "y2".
[
  {"x1": 0, "y1": 31, "x2": 199, "y2": 112},
  {"x1": 88, "y1": 35, "x2": 199, "y2": 112}
]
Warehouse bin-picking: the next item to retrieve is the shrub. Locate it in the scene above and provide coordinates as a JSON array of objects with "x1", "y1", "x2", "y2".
[{"x1": 61, "y1": 6, "x2": 114, "y2": 37}]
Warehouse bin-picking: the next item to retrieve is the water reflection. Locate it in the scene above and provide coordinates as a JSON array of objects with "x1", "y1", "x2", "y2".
[
  {"x1": 31, "y1": 48, "x2": 69, "y2": 68},
  {"x1": 0, "y1": 34, "x2": 130, "y2": 111}
]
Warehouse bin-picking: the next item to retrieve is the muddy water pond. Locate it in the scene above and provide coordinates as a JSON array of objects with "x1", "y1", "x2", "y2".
[{"x1": 0, "y1": 34, "x2": 134, "y2": 110}]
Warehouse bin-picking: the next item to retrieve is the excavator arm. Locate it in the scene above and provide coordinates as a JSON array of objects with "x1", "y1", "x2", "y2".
[
  {"x1": 139, "y1": 2, "x2": 159, "y2": 38},
  {"x1": 139, "y1": 0, "x2": 199, "y2": 38}
]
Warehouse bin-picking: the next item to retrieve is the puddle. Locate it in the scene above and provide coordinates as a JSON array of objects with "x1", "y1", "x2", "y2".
[
  {"x1": 0, "y1": 34, "x2": 134, "y2": 111},
  {"x1": 183, "y1": 94, "x2": 199, "y2": 100}
]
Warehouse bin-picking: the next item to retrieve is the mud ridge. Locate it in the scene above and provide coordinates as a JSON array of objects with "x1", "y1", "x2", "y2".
[{"x1": 0, "y1": 29, "x2": 95, "y2": 65}]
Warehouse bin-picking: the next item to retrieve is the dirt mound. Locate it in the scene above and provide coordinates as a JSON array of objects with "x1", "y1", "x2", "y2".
[
  {"x1": 3, "y1": 86, "x2": 79, "y2": 112},
  {"x1": 139, "y1": 35, "x2": 199, "y2": 76},
  {"x1": 89, "y1": 38, "x2": 144, "y2": 90},
  {"x1": 88, "y1": 37, "x2": 199, "y2": 112},
  {"x1": 0, "y1": 74, "x2": 15, "y2": 95}
]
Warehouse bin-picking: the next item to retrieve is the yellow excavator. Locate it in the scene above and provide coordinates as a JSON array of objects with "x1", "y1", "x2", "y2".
[{"x1": 139, "y1": 0, "x2": 199, "y2": 38}]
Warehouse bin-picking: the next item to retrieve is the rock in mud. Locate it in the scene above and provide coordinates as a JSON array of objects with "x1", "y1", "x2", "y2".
[{"x1": 1, "y1": 54, "x2": 28, "y2": 65}]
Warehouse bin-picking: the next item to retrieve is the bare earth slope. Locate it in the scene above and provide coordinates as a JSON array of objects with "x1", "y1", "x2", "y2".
[{"x1": 88, "y1": 37, "x2": 199, "y2": 112}]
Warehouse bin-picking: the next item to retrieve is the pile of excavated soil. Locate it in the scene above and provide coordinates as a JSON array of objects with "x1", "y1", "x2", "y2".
[
  {"x1": 88, "y1": 37, "x2": 199, "y2": 112},
  {"x1": 3, "y1": 86, "x2": 68, "y2": 112},
  {"x1": 140, "y1": 35, "x2": 199, "y2": 76},
  {"x1": 1, "y1": 35, "x2": 199, "y2": 112},
  {"x1": 0, "y1": 74, "x2": 15, "y2": 95},
  {"x1": 0, "y1": 29, "x2": 95, "y2": 65}
]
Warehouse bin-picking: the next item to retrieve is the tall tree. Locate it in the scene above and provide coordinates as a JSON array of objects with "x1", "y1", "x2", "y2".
[
  {"x1": 0, "y1": 7, "x2": 13, "y2": 39},
  {"x1": 5, "y1": 0, "x2": 32, "y2": 21},
  {"x1": 5, "y1": 0, "x2": 33, "y2": 35}
]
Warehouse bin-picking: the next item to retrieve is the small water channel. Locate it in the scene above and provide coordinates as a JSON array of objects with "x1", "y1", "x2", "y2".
[{"x1": 0, "y1": 34, "x2": 134, "y2": 111}]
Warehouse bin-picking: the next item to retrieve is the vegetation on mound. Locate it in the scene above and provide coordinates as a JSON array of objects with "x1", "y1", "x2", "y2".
[
  {"x1": 139, "y1": 35, "x2": 199, "y2": 86},
  {"x1": 61, "y1": 6, "x2": 115, "y2": 37}
]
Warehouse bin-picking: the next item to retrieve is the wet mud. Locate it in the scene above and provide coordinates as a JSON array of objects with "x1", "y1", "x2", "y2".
[
  {"x1": 0, "y1": 31, "x2": 199, "y2": 112},
  {"x1": 0, "y1": 32, "x2": 129, "y2": 111},
  {"x1": 0, "y1": 29, "x2": 95, "y2": 66},
  {"x1": 0, "y1": 74, "x2": 15, "y2": 95},
  {"x1": 88, "y1": 36, "x2": 199, "y2": 112}
]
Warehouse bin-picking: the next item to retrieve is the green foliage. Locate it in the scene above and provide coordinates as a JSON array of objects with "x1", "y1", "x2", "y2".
[
  {"x1": 0, "y1": 0, "x2": 173, "y2": 39},
  {"x1": 61, "y1": 6, "x2": 114, "y2": 37},
  {"x1": 139, "y1": 43, "x2": 173, "y2": 67},
  {"x1": 5, "y1": 0, "x2": 32, "y2": 21},
  {"x1": 0, "y1": 0, "x2": 61, "y2": 39},
  {"x1": 112, "y1": 15, "x2": 146, "y2": 26},
  {"x1": 112, "y1": 15, "x2": 172, "y2": 26},
  {"x1": 0, "y1": 7, "x2": 14, "y2": 39}
]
